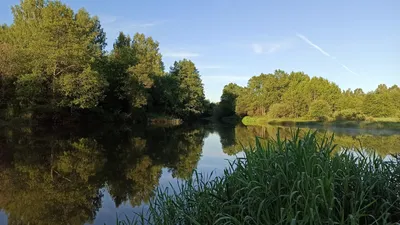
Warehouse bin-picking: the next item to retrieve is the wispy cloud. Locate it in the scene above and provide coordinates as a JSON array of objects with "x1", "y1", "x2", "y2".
[
  {"x1": 252, "y1": 44, "x2": 264, "y2": 54},
  {"x1": 251, "y1": 40, "x2": 291, "y2": 54},
  {"x1": 163, "y1": 51, "x2": 200, "y2": 58},
  {"x1": 296, "y1": 33, "x2": 360, "y2": 76}
]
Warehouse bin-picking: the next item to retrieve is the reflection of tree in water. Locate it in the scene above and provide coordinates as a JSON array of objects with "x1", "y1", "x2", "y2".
[
  {"x1": 0, "y1": 131, "x2": 104, "y2": 225},
  {"x1": 166, "y1": 129, "x2": 205, "y2": 179},
  {"x1": 219, "y1": 125, "x2": 400, "y2": 157},
  {"x1": 0, "y1": 124, "x2": 208, "y2": 224}
]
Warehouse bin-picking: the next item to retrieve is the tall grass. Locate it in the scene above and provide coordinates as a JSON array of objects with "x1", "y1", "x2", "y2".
[{"x1": 129, "y1": 130, "x2": 400, "y2": 225}]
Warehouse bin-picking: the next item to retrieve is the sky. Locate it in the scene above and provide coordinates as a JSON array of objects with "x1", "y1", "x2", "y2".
[{"x1": 1, "y1": 0, "x2": 399, "y2": 102}]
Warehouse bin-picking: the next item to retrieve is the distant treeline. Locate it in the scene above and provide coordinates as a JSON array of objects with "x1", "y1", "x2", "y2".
[
  {"x1": 0, "y1": 0, "x2": 211, "y2": 124},
  {"x1": 215, "y1": 70, "x2": 400, "y2": 121}
]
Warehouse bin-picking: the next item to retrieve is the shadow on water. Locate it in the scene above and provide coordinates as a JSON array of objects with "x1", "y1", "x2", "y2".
[{"x1": 0, "y1": 123, "x2": 399, "y2": 224}]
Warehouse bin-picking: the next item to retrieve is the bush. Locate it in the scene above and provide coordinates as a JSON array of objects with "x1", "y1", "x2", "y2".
[
  {"x1": 268, "y1": 103, "x2": 291, "y2": 118},
  {"x1": 334, "y1": 109, "x2": 366, "y2": 121},
  {"x1": 131, "y1": 131, "x2": 400, "y2": 225},
  {"x1": 309, "y1": 100, "x2": 331, "y2": 121}
]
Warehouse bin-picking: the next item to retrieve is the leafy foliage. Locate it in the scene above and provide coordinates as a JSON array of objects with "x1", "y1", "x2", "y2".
[
  {"x1": 334, "y1": 109, "x2": 366, "y2": 121},
  {"x1": 268, "y1": 103, "x2": 291, "y2": 118},
  {"x1": 218, "y1": 69, "x2": 399, "y2": 121},
  {"x1": 0, "y1": 0, "x2": 209, "y2": 123},
  {"x1": 309, "y1": 100, "x2": 332, "y2": 121}
]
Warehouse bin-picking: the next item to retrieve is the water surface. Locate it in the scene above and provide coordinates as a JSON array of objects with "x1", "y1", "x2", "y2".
[{"x1": 0, "y1": 123, "x2": 399, "y2": 225}]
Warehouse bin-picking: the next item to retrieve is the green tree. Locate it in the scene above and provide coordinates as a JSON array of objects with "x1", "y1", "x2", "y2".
[
  {"x1": 363, "y1": 84, "x2": 397, "y2": 117},
  {"x1": 268, "y1": 103, "x2": 291, "y2": 118},
  {"x1": 169, "y1": 59, "x2": 205, "y2": 119},
  {"x1": 6, "y1": 0, "x2": 108, "y2": 116},
  {"x1": 125, "y1": 33, "x2": 164, "y2": 109},
  {"x1": 309, "y1": 100, "x2": 331, "y2": 121},
  {"x1": 216, "y1": 83, "x2": 243, "y2": 118},
  {"x1": 306, "y1": 77, "x2": 341, "y2": 111},
  {"x1": 108, "y1": 32, "x2": 165, "y2": 117},
  {"x1": 282, "y1": 72, "x2": 310, "y2": 117}
]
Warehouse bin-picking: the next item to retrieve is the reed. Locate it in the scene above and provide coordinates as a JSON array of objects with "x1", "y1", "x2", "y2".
[{"x1": 128, "y1": 130, "x2": 400, "y2": 224}]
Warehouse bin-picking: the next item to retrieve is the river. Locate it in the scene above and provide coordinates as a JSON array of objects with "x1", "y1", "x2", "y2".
[{"x1": 0, "y1": 123, "x2": 399, "y2": 225}]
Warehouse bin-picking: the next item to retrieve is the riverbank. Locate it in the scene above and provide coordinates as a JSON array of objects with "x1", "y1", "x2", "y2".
[
  {"x1": 147, "y1": 114, "x2": 183, "y2": 126},
  {"x1": 242, "y1": 116, "x2": 400, "y2": 129},
  {"x1": 126, "y1": 131, "x2": 400, "y2": 224}
]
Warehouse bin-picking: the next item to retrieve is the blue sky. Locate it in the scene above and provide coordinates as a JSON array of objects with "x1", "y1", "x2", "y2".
[{"x1": 1, "y1": 0, "x2": 399, "y2": 102}]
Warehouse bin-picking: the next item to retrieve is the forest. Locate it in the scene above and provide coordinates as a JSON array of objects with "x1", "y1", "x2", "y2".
[
  {"x1": 0, "y1": 0, "x2": 211, "y2": 124},
  {"x1": 215, "y1": 70, "x2": 400, "y2": 122}
]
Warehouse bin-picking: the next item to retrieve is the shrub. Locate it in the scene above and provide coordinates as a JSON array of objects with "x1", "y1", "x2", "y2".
[
  {"x1": 268, "y1": 103, "x2": 291, "y2": 118},
  {"x1": 309, "y1": 100, "x2": 331, "y2": 121},
  {"x1": 334, "y1": 109, "x2": 366, "y2": 121},
  {"x1": 131, "y1": 131, "x2": 400, "y2": 225}
]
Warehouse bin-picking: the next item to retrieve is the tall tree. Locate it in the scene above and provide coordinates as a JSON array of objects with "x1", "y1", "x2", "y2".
[
  {"x1": 6, "y1": 0, "x2": 108, "y2": 117},
  {"x1": 169, "y1": 59, "x2": 205, "y2": 119},
  {"x1": 217, "y1": 83, "x2": 243, "y2": 118},
  {"x1": 109, "y1": 32, "x2": 164, "y2": 115},
  {"x1": 127, "y1": 33, "x2": 164, "y2": 109}
]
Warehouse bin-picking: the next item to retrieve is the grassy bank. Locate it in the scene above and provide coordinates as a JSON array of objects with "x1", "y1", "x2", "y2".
[
  {"x1": 242, "y1": 116, "x2": 400, "y2": 129},
  {"x1": 147, "y1": 114, "x2": 183, "y2": 126},
  {"x1": 126, "y1": 131, "x2": 400, "y2": 225}
]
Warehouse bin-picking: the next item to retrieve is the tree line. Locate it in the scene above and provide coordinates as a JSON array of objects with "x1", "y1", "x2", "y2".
[
  {"x1": 0, "y1": 0, "x2": 210, "y2": 124},
  {"x1": 216, "y1": 70, "x2": 400, "y2": 121}
]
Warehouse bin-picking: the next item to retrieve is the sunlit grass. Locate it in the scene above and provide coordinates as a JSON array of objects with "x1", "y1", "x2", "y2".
[
  {"x1": 242, "y1": 116, "x2": 316, "y2": 126},
  {"x1": 123, "y1": 130, "x2": 400, "y2": 225},
  {"x1": 242, "y1": 115, "x2": 400, "y2": 129},
  {"x1": 373, "y1": 117, "x2": 400, "y2": 122}
]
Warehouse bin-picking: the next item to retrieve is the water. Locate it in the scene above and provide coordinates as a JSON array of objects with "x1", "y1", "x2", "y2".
[{"x1": 0, "y1": 123, "x2": 399, "y2": 225}]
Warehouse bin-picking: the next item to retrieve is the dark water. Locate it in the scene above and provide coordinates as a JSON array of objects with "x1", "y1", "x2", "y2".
[{"x1": 0, "y1": 123, "x2": 399, "y2": 225}]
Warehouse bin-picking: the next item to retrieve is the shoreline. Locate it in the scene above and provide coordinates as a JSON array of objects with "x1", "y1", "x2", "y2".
[{"x1": 242, "y1": 116, "x2": 400, "y2": 129}]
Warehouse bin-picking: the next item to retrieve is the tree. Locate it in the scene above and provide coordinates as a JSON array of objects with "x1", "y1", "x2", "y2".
[
  {"x1": 6, "y1": 0, "x2": 108, "y2": 116},
  {"x1": 363, "y1": 85, "x2": 397, "y2": 117},
  {"x1": 216, "y1": 83, "x2": 243, "y2": 118},
  {"x1": 282, "y1": 72, "x2": 310, "y2": 117},
  {"x1": 169, "y1": 59, "x2": 205, "y2": 119},
  {"x1": 126, "y1": 33, "x2": 164, "y2": 110},
  {"x1": 306, "y1": 77, "x2": 341, "y2": 111},
  {"x1": 268, "y1": 103, "x2": 291, "y2": 118},
  {"x1": 309, "y1": 100, "x2": 331, "y2": 121},
  {"x1": 108, "y1": 32, "x2": 165, "y2": 117}
]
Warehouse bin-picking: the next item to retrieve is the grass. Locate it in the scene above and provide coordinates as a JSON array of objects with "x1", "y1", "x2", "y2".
[
  {"x1": 123, "y1": 130, "x2": 400, "y2": 225},
  {"x1": 147, "y1": 113, "x2": 183, "y2": 126},
  {"x1": 242, "y1": 116, "x2": 314, "y2": 126},
  {"x1": 242, "y1": 116, "x2": 400, "y2": 129},
  {"x1": 374, "y1": 117, "x2": 400, "y2": 122}
]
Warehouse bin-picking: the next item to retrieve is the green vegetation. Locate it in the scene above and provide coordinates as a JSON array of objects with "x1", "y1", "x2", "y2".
[
  {"x1": 214, "y1": 70, "x2": 400, "y2": 126},
  {"x1": 129, "y1": 131, "x2": 400, "y2": 224},
  {"x1": 0, "y1": 0, "x2": 208, "y2": 124},
  {"x1": 242, "y1": 116, "x2": 400, "y2": 129}
]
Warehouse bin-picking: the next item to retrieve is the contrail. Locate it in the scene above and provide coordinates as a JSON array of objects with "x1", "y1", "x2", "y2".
[
  {"x1": 296, "y1": 33, "x2": 360, "y2": 76},
  {"x1": 296, "y1": 33, "x2": 331, "y2": 57},
  {"x1": 341, "y1": 64, "x2": 359, "y2": 76}
]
